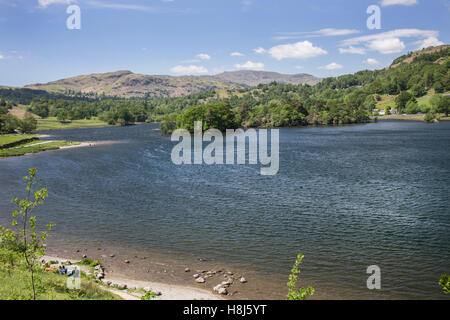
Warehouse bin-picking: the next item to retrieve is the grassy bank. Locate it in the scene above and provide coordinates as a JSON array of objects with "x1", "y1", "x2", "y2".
[
  {"x1": 0, "y1": 134, "x2": 36, "y2": 147},
  {"x1": 37, "y1": 117, "x2": 113, "y2": 131},
  {"x1": 0, "y1": 248, "x2": 120, "y2": 300},
  {"x1": 0, "y1": 134, "x2": 79, "y2": 158}
]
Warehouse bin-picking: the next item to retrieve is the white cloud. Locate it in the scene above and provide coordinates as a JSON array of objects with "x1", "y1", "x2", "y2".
[
  {"x1": 230, "y1": 52, "x2": 245, "y2": 57},
  {"x1": 318, "y1": 62, "x2": 343, "y2": 70},
  {"x1": 339, "y1": 46, "x2": 366, "y2": 55},
  {"x1": 253, "y1": 47, "x2": 266, "y2": 54},
  {"x1": 0, "y1": 54, "x2": 4, "y2": 59},
  {"x1": 170, "y1": 65, "x2": 208, "y2": 74},
  {"x1": 416, "y1": 37, "x2": 444, "y2": 50},
  {"x1": 367, "y1": 38, "x2": 405, "y2": 54},
  {"x1": 314, "y1": 28, "x2": 360, "y2": 36},
  {"x1": 365, "y1": 58, "x2": 380, "y2": 66},
  {"x1": 234, "y1": 61, "x2": 265, "y2": 71},
  {"x1": 341, "y1": 29, "x2": 439, "y2": 47},
  {"x1": 381, "y1": 0, "x2": 417, "y2": 6},
  {"x1": 38, "y1": 0, "x2": 75, "y2": 7},
  {"x1": 86, "y1": 1, "x2": 158, "y2": 12},
  {"x1": 181, "y1": 59, "x2": 200, "y2": 63},
  {"x1": 196, "y1": 53, "x2": 211, "y2": 60},
  {"x1": 274, "y1": 28, "x2": 359, "y2": 40},
  {"x1": 295, "y1": 66, "x2": 303, "y2": 70},
  {"x1": 268, "y1": 41, "x2": 327, "y2": 60}
]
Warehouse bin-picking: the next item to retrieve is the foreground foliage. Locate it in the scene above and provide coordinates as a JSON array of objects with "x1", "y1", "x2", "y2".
[
  {"x1": 0, "y1": 168, "x2": 53, "y2": 299},
  {"x1": 287, "y1": 253, "x2": 315, "y2": 300},
  {"x1": 0, "y1": 248, "x2": 119, "y2": 300},
  {"x1": 439, "y1": 274, "x2": 450, "y2": 294},
  {"x1": 0, "y1": 169, "x2": 119, "y2": 300}
]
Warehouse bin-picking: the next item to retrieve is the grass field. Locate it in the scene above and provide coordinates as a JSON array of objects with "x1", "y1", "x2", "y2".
[
  {"x1": 375, "y1": 90, "x2": 449, "y2": 112},
  {"x1": 37, "y1": 117, "x2": 112, "y2": 131},
  {"x1": 376, "y1": 94, "x2": 396, "y2": 110},
  {"x1": 0, "y1": 134, "x2": 36, "y2": 147},
  {"x1": 0, "y1": 248, "x2": 120, "y2": 300},
  {"x1": 0, "y1": 140, "x2": 78, "y2": 158}
]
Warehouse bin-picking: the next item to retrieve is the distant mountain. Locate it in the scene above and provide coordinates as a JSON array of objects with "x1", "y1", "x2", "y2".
[
  {"x1": 212, "y1": 70, "x2": 320, "y2": 87},
  {"x1": 24, "y1": 70, "x2": 320, "y2": 99},
  {"x1": 25, "y1": 70, "x2": 237, "y2": 99}
]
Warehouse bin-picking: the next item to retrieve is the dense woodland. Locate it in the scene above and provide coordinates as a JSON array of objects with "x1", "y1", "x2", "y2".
[{"x1": 0, "y1": 47, "x2": 449, "y2": 134}]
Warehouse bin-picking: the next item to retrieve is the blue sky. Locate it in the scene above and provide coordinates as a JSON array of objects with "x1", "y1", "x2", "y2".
[{"x1": 0, "y1": 0, "x2": 449, "y2": 86}]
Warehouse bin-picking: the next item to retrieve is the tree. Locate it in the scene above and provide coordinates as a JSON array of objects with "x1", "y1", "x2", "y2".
[
  {"x1": 431, "y1": 95, "x2": 450, "y2": 116},
  {"x1": 19, "y1": 113, "x2": 38, "y2": 134},
  {"x1": 410, "y1": 83, "x2": 426, "y2": 98},
  {"x1": 395, "y1": 91, "x2": 414, "y2": 113},
  {"x1": 405, "y1": 100, "x2": 420, "y2": 114},
  {"x1": 384, "y1": 106, "x2": 391, "y2": 115},
  {"x1": 0, "y1": 169, "x2": 54, "y2": 300},
  {"x1": 57, "y1": 110, "x2": 69, "y2": 123},
  {"x1": 117, "y1": 107, "x2": 134, "y2": 126},
  {"x1": 0, "y1": 113, "x2": 20, "y2": 133},
  {"x1": 286, "y1": 253, "x2": 315, "y2": 300}
]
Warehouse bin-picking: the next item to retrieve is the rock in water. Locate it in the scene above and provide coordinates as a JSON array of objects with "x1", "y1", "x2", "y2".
[{"x1": 240, "y1": 277, "x2": 247, "y2": 283}]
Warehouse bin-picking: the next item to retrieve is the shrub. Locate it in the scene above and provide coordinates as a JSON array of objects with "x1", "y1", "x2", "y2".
[
  {"x1": 424, "y1": 112, "x2": 437, "y2": 123},
  {"x1": 286, "y1": 253, "x2": 315, "y2": 300},
  {"x1": 439, "y1": 274, "x2": 450, "y2": 294}
]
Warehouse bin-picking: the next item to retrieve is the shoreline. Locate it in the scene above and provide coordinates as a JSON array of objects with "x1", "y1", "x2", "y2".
[
  {"x1": 42, "y1": 238, "x2": 295, "y2": 300},
  {"x1": 41, "y1": 254, "x2": 223, "y2": 300},
  {"x1": 375, "y1": 115, "x2": 450, "y2": 121},
  {"x1": 58, "y1": 140, "x2": 125, "y2": 150},
  {"x1": 43, "y1": 243, "x2": 267, "y2": 300},
  {"x1": 0, "y1": 139, "x2": 125, "y2": 159}
]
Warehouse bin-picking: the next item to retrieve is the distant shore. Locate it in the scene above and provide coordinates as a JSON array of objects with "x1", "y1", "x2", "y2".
[{"x1": 375, "y1": 114, "x2": 450, "y2": 121}]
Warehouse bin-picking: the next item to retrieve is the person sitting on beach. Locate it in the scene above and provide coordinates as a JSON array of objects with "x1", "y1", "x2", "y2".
[{"x1": 60, "y1": 265, "x2": 67, "y2": 275}]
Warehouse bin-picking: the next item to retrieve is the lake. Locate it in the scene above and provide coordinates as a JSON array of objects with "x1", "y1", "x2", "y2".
[{"x1": 0, "y1": 120, "x2": 449, "y2": 299}]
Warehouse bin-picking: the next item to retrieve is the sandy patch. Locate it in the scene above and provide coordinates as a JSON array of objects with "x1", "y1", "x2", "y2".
[{"x1": 59, "y1": 140, "x2": 125, "y2": 150}]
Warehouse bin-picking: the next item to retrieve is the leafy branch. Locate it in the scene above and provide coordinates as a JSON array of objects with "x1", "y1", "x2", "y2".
[{"x1": 287, "y1": 253, "x2": 315, "y2": 300}]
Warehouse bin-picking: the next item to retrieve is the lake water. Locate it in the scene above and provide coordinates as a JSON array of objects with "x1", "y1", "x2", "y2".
[{"x1": 0, "y1": 120, "x2": 449, "y2": 299}]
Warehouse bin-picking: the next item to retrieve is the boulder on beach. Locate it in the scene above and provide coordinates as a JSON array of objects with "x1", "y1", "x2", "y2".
[
  {"x1": 213, "y1": 284, "x2": 228, "y2": 295},
  {"x1": 195, "y1": 277, "x2": 205, "y2": 283},
  {"x1": 218, "y1": 287, "x2": 228, "y2": 295}
]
